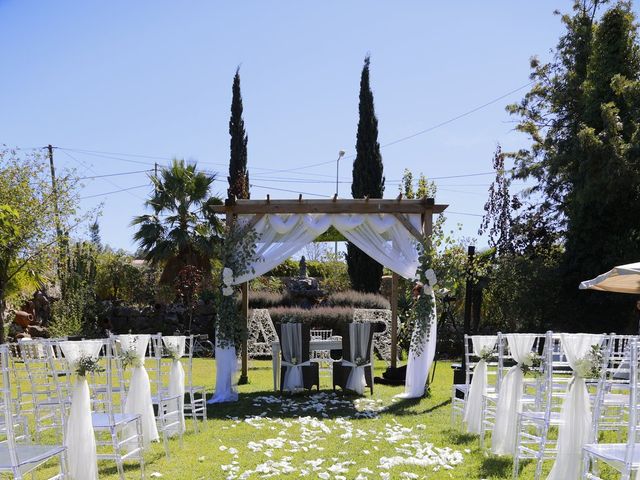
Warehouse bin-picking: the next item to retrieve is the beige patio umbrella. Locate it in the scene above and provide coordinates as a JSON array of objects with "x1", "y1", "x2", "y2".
[{"x1": 579, "y1": 262, "x2": 640, "y2": 294}]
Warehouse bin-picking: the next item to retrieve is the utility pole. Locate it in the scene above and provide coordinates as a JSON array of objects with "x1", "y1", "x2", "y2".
[
  {"x1": 47, "y1": 145, "x2": 64, "y2": 277},
  {"x1": 154, "y1": 162, "x2": 159, "y2": 195},
  {"x1": 334, "y1": 150, "x2": 345, "y2": 257}
]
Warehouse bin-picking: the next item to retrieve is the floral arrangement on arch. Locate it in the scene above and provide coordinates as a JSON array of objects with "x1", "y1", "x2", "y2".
[
  {"x1": 409, "y1": 240, "x2": 438, "y2": 357},
  {"x1": 215, "y1": 222, "x2": 260, "y2": 349}
]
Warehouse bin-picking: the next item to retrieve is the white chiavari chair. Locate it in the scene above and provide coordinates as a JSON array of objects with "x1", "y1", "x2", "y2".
[
  {"x1": 452, "y1": 333, "x2": 502, "y2": 428},
  {"x1": 512, "y1": 331, "x2": 597, "y2": 479},
  {"x1": 18, "y1": 339, "x2": 69, "y2": 442},
  {"x1": 481, "y1": 333, "x2": 546, "y2": 452},
  {"x1": 183, "y1": 335, "x2": 208, "y2": 430},
  {"x1": 0, "y1": 343, "x2": 67, "y2": 479},
  {"x1": 149, "y1": 333, "x2": 184, "y2": 457},
  {"x1": 582, "y1": 337, "x2": 640, "y2": 480}
]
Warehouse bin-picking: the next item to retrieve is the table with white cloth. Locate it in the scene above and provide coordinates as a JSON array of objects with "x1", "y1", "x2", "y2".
[{"x1": 271, "y1": 337, "x2": 342, "y2": 391}]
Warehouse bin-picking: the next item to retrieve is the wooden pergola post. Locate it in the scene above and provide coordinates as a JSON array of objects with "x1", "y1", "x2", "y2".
[
  {"x1": 239, "y1": 282, "x2": 249, "y2": 384},
  {"x1": 390, "y1": 273, "x2": 399, "y2": 368}
]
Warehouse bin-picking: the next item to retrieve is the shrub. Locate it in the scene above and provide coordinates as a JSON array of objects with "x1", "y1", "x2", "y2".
[
  {"x1": 249, "y1": 276, "x2": 284, "y2": 293},
  {"x1": 265, "y1": 259, "x2": 298, "y2": 277},
  {"x1": 249, "y1": 291, "x2": 287, "y2": 309},
  {"x1": 269, "y1": 306, "x2": 353, "y2": 332},
  {"x1": 326, "y1": 290, "x2": 390, "y2": 310}
]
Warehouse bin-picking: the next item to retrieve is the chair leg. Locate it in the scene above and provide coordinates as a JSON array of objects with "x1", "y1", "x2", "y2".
[
  {"x1": 137, "y1": 417, "x2": 146, "y2": 480},
  {"x1": 190, "y1": 391, "x2": 199, "y2": 433},
  {"x1": 111, "y1": 425, "x2": 126, "y2": 480},
  {"x1": 512, "y1": 415, "x2": 522, "y2": 479}
]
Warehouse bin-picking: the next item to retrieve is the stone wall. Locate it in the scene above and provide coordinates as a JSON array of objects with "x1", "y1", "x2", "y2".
[{"x1": 107, "y1": 302, "x2": 215, "y2": 336}]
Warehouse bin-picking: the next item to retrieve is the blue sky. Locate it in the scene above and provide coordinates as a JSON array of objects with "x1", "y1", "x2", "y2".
[{"x1": 0, "y1": 1, "x2": 603, "y2": 252}]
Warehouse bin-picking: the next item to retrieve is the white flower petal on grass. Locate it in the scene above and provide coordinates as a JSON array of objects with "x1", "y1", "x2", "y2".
[
  {"x1": 150, "y1": 474, "x2": 163, "y2": 478},
  {"x1": 198, "y1": 456, "x2": 206, "y2": 462}
]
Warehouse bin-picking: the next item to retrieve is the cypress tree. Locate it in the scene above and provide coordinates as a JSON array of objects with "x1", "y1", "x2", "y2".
[
  {"x1": 346, "y1": 55, "x2": 385, "y2": 293},
  {"x1": 228, "y1": 68, "x2": 250, "y2": 200}
]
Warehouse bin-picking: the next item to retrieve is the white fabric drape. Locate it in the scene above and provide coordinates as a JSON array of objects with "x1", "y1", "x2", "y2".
[
  {"x1": 332, "y1": 214, "x2": 420, "y2": 279},
  {"x1": 59, "y1": 340, "x2": 103, "y2": 480},
  {"x1": 463, "y1": 335, "x2": 498, "y2": 434},
  {"x1": 344, "y1": 322, "x2": 372, "y2": 395},
  {"x1": 280, "y1": 323, "x2": 308, "y2": 391},
  {"x1": 547, "y1": 333, "x2": 603, "y2": 480},
  {"x1": 232, "y1": 215, "x2": 332, "y2": 284},
  {"x1": 118, "y1": 334, "x2": 159, "y2": 447},
  {"x1": 231, "y1": 213, "x2": 422, "y2": 284},
  {"x1": 396, "y1": 291, "x2": 438, "y2": 399},
  {"x1": 162, "y1": 336, "x2": 186, "y2": 433},
  {"x1": 491, "y1": 334, "x2": 537, "y2": 455},
  {"x1": 208, "y1": 341, "x2": 238, "y2": 404}
]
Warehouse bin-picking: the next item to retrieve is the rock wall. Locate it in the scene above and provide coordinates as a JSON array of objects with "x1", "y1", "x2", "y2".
[{"x1": 107, "y1": 302, "x2": 216, "y2": 336}]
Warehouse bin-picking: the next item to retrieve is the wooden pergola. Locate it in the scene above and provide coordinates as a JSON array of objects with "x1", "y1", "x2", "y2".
[{"x1": 211, "y1": 196, "x2": 448, "y2": 383}]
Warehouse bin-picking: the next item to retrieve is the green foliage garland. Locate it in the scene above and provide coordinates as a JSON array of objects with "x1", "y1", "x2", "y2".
[
  {"x1": 409, "y1": 241, "x2": 437, "y2": 357},
  {"x1": 215, "y1": 222, "x2": 259, "y2": 348}
]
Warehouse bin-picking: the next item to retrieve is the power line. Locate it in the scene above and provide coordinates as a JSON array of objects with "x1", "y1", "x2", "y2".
[
  {"x1": 378, "y1": 81, "x2": 533, "y2": 150},
  {"x1": 78, "y1": 169, "x2": 153, "y2": 180},
  {"x1": 249, "y1": 183, "x2": 331, "y2": 198},
  {"x1": 60, "y1": 149, "x2": 148, "y2": 201},
  {"x1": 80, "y1": 184, "x2": 149, "y2": 200}
]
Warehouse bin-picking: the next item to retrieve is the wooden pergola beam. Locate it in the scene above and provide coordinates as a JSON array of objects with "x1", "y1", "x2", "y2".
[{"x1": 211, "y1": 197, "x2": 447, "y2": 215}]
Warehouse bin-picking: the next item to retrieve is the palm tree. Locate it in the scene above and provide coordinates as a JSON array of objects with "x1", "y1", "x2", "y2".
[{"x1": 132, "y1": 159, "x2": 223, "y2": 287}]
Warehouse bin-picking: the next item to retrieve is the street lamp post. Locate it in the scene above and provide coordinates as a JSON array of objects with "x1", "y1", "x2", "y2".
[{"x1": 335, "y1": 150, "x2": 346, "y2": 257}]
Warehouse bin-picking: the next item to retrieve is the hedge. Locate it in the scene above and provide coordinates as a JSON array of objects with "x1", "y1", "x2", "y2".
[{"x1": 268, "y1": 306, "x2": 354, "y2": 332}]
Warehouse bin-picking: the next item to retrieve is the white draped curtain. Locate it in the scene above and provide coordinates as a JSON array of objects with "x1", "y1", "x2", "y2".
[
  {"x1": 231, "y1": 213, "x2": 422, "y2": 283},
  {"x1": 396, "y1": 291, "x2": 438, "y2": 399},
  {"x1": 214, "y1": 212, "x2": 431, "y2": 402},
  {"x1": 547, "y1": 333, "x2": 603, "y2": 480}
]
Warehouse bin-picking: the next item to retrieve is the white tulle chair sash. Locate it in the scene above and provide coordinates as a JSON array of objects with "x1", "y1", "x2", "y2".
[
  {"x1": 118, "y1": 334, "x2": 159, "y2": 447},
  {"x1": 491, "y1": 333, "x2": 537, "y2": 455},
  {"x1": 463, "y1": 335, "x2": 498, "y2": 434},
  {"x1": 345, "y1": 323, "x2": 372, "y2": 395},
  {"x1": 547, "y1": 333, "x2": 603, "y2": 480},
  {"x1": 59, "y1": 340, "x2": 103, "y2": 480},
  {"x1": 162, "y1": 336, "x2": 186, "y2": 432},
  {"x1": 281, "y1": 323, "x2": 307, "y2": 391}
]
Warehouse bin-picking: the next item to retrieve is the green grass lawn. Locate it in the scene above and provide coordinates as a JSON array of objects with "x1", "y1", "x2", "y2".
[{"x1": 24, "y1": 359, "x2": 605, "y2": 479}]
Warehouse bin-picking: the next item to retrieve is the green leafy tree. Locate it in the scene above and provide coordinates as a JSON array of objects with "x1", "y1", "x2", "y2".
[
  {"x1": 347, "y1": 55, "x2": 386, "y2": 293},
  {"x1": 132, "y1": 159, "x2": 223, "y2": 288},
  {"x1": 507, "y1": 1, "x2": 640, "y2": 331},
  {"x1": 0, "y1": 148, "x2": 79, "y2": 343},
  {"x1": 228, "y1": 68, "x2": 250, "y2": 200}
]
